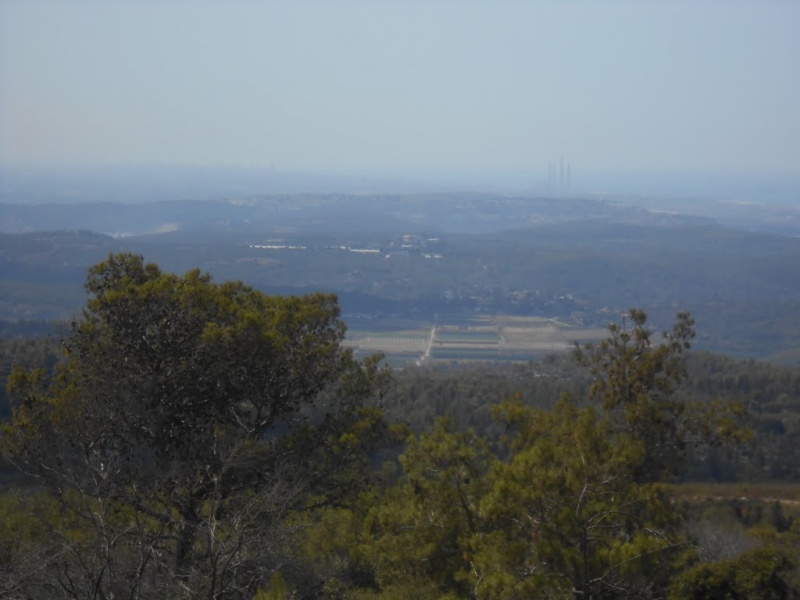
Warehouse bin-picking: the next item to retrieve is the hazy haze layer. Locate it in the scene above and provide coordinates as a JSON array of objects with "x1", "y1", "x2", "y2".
[{"x1": 1, "y1": 1, "x2": 798, "y2": 175}]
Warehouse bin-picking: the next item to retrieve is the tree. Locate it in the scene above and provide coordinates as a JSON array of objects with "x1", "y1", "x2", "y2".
[
  {"x1": 2, "y1": 253, "x2": 388, "y2": 599},
  {"x1": 574, "y1": 309, "x2": 747, "y2": 481},
  {"x1": 359, "y1": 310, "x2": 748, "y2": 599},
  {"x1": 473, "y1": 395, "x2": 687, "y2": 599},
  {"x1": 668, "y1": 545, "x2": 798, "y2": 600},
  {"x1": 359, "y1": 417, "x2": 492, "y2": 599}
]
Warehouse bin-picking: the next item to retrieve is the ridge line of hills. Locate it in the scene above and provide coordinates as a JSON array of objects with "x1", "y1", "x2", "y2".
[{"x1": 2, "y1": 192, "x2": 800, "y2": 363}]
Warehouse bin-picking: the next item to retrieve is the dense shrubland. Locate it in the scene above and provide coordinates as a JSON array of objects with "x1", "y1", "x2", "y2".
[{"x1": 1, "y1": 254, "x2": 800, "y2": 598}]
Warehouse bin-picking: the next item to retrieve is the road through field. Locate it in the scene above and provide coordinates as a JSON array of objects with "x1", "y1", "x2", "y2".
[
  {"x1": 345, "y1": 316, "x2": 607, "y2": 366},
  {"x1": 418, "y1": 324, "x2": 436, "y2": 366}
]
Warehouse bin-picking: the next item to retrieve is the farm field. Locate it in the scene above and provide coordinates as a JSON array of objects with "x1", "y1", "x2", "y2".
[
  {"x1": 344, "y1": 315, "x2": 608, "y2": 366},
  {"x1": 669, "y1": 482, "x2": 800, "y2": 504}
]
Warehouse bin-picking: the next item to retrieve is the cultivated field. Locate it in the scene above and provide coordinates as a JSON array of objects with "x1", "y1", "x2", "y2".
[{"x1": 344, "y1": 315, "x2": 608, "y2": 366}]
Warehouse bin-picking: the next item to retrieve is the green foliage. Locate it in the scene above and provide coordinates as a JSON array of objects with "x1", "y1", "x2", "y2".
[
  {"x1": 360, "y1": 417, "x2": 492, "y2": 597},
  {"x1": 575, "y1": 309, "x2": 749, "y2": 481},
  {"x1": 253, "y1": 573, "x2": 290, "y2": 600},
  {"x1": 669, "y1": 545, "x2": 798, "y2": 599},
  {"x1": 0, "y1": 490, "x2": 53, "y2": 597},
  {"x1": 1, "y1": 253, "x2": 390, "y2": 598},
  {"x1": 356, "y1": 310, "x2": 750, "y2": 599},
  {"x1": 680, "y1": 351, "x2": 800, "y2": 482},
  {"x1": 0, "y1": 334, "x2": 62, "y2": 421},
  {"x1": 472, "y1": 395, "x2": 688, "y2": 598},
  {"x1": 4, "y1": 278, "x2": 792, "y2": 599}
]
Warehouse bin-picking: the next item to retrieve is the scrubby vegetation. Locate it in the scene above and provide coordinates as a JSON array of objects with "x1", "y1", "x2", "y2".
[{"x1": 2, "y1": 255, "x2": 800, "y2": 598}]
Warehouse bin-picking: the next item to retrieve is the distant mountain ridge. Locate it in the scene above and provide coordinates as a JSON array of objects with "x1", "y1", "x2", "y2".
[
  {"x1": 3, "y1": 193, "x2": 800, "y2": 360},
  {"x1": 0, "y1": 193, "x2": 715, "y2": 237}
]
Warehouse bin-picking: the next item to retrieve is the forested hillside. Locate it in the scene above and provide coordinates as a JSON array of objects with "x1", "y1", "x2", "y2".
[
  {"x1": 4, "y1": 193, "x2": 800, "y2": 359},
  {"x1": 2, "y1": 255, "x2": 800, "y2": 598}
]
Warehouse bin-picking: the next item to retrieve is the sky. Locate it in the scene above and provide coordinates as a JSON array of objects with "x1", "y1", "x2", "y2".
[{"x1": 1, "y1": 1, "x2": 799, "y2": 177}]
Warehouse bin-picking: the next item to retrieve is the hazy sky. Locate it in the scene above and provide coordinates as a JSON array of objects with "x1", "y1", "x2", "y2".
[{"x1": 1, "y1": 1, "x2": 798, "y2": 175}]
